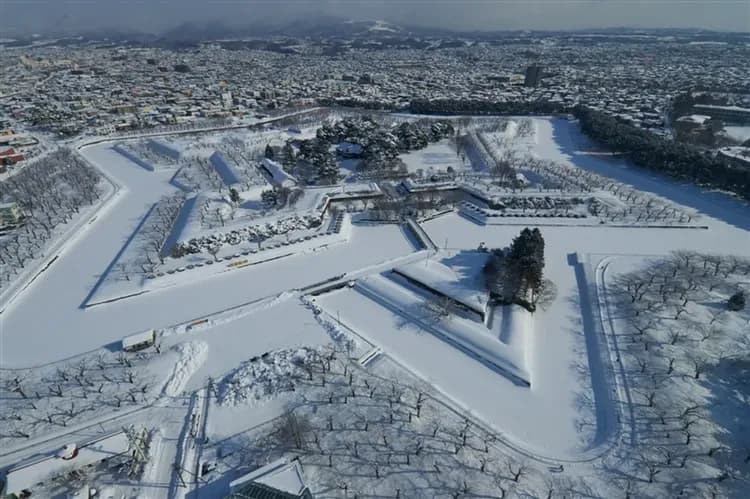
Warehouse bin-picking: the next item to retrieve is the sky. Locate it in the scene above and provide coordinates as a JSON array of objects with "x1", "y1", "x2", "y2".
[{"x1": 1, "y1": 0, "x2": 748, "y2": 36}]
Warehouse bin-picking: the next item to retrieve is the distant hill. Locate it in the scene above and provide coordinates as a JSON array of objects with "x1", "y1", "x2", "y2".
[{"x1": 3, "y1": 19, "x2": 748, "y2": 50}]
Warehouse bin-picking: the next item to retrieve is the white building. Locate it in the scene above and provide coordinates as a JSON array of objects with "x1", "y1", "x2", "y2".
[{"x1": 261, "y1": 158, "x2": 297, "y2": 189}]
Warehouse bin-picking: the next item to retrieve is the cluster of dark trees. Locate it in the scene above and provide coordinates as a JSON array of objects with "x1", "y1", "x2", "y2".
[
  {"x1": 315, "y1": 116, "x2": 454, "y2": 155},
  {"x1": 317, "y1": 98, "x2": 750, "y2": 199},
  {"x1": 289, "y1": 117, "x2": 455, "y2": 183},
  {"x1": 574, "y1": 106, "x2": 750, "y2": 200},
  {"x1": 294, "y1": 137, "x2": 340, "y2": 184},
  {"x1": 318, "y1": 97, "x2": 397, "y2": 111},
  {"x1": 728, "y1": 290, "x2": 746, "y2": 311},
  {"x1": 483, "y1": 228, "x2": 546, "y2": 311},
  {"x1": 408, "y1": 99, "x2": 567, "y2": 116},
  {"x1": 261, "y1": 186, "x2": 301, "y2": 209}
]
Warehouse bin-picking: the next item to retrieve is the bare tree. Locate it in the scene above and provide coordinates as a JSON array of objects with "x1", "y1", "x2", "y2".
[{"x1": 271, "y1": 412, "x2": 313, "y2": 450}]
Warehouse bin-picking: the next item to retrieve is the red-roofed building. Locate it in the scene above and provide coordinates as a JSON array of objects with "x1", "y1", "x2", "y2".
[{"x1": 0, "y1": 147, "x2": 24, "y2": 165}]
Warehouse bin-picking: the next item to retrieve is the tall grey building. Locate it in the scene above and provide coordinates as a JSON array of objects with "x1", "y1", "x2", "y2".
[{"x1": 524, "y1": 65, "x2": 543, "y2": 87}]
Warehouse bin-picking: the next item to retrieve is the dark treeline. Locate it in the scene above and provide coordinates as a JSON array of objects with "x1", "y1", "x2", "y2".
[
  {"x1": 408, "y1": 98, "x2": 567, "y2": 116},
  {"x1": 317, "y1": 98, "x2": 398, "y2": 111},
  {"x1": 573, "y1": 106, "x2": 750, "y2": 200}
]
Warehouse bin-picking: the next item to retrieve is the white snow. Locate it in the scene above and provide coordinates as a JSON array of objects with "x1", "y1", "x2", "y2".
[
  {"x1": 394, "y1": 252, "x2": 489, "y2": 312},
  {"x1": 399, "y1": 140, "x2": 463, "y2": 174},
  {"x1": 0, "y1": 140, "x2": 413, "y2": 366},
  {"x1": 164, "y1": 341, "x2": 208, "y2": 397},
  {"x1": 723, "y1": 125, "x2": 750, "y2": 143}
]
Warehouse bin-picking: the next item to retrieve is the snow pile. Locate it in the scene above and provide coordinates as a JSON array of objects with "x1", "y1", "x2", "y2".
[
  {"x1": 217, "y1": 347, "x2": 318, "y2": 406},
  {"x1": 504, "y1": 120, "x2": 518, "y2": 141},
  {"x1": 164, "y1": 341, "x2": 208, "y2": 397},
  {"x1": 722, "y1": 125, "x2": 750, "y2": 143}
]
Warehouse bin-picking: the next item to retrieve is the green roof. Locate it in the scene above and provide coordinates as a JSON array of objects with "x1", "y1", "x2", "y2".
[{"x1": 226, "y1": 481, "x2": 313, "y2": 499}]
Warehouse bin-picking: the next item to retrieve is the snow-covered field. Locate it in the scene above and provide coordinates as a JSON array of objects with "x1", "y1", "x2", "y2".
[
  {"x1": 1, "y1": 113, "x2": 748, "y2": 498},
  {"x1": 723, "y1": 125, "x2": 750, "y2": 143},
  {"x1": 399, "y1": 140, "x2": 464, "y2": 174}
]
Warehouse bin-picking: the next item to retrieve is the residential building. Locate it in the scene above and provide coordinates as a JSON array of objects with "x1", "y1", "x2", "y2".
[{"x1": 0, "y1": 201, "x2": 21, "y2": 227}]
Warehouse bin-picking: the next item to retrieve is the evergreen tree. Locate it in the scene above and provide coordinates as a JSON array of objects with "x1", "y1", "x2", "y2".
[
  {"x1": 494, "y1": 228, "x2": 546, "y2": 306},
  {"x1": 728, "y1": 291, "x2": 746, "y2": 311},
  {"x1": 261, "y1": 188, "x2": 278, "y2": 208},
  {"x1": 316, "y1": 154, "x2": 339, "y2": 184},
  {"x1": 229, "y1": 187, "x2": 241, "y2": 206},
  {"x1": 281, "y1": 142, "x2": 297, "y2": 178}
]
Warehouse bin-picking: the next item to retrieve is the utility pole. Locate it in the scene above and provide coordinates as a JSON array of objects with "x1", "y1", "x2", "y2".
[
  {"x1": 173, "y1": 463, "x2": 187, "y2": 487},
  {"x1": 123, "y1": 425, "x2": 149, "y2": 479}
]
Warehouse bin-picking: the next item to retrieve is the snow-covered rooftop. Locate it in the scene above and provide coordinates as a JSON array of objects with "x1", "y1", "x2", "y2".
[
  {"x1": 4, "y1": 431, "x2": 130, "y2": 496},
  {"x1": 229, "y1": 458, "x2": 308, "y2": 496}
]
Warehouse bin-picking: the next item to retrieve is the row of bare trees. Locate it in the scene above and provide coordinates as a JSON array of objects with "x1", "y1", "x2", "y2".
[
  {"x1": 0, "y1": 148, "x2": 102, "y2": 290},
  {"x1": 1, "y1": 348, "x2": 159, "y2": 442},
  {"x1": 113, "y1": 117, "x2": 232, "y2": 137},
  {"x1": 130, "y1": 192, "x2": 187, "y2": 277},
  {"x1": 523, "y1": 157, "x2": 695, "y2": 224}
]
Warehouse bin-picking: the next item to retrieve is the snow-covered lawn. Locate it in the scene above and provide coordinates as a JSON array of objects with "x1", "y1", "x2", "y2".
[
  {"x1": 399, "y1": 140, "x2": 463, "y2": 174},
  {"x1": 723, "y1": 125, "x2": 750, "y2": 143}
]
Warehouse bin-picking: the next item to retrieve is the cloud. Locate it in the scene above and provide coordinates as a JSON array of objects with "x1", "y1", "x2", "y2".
[{"x1": 1, "y1": 0, "x2": 747, "y2": 35}]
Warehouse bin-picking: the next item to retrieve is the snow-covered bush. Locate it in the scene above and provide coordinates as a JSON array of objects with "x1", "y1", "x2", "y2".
[{"x1": 217, "y1": 347, "x2": 319, "y2": 406}]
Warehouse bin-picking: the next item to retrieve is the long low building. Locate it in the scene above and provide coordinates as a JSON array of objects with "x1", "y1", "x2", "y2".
[
  {"x1": 2, "y1": 431, "x2": 130, "y2": 497},
  {"x1": 693, "y1": 104, "x2": 750, "y2": 124},
  {"x1": 261, "y1": 158, "x2": 297, "y2": 188}
]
